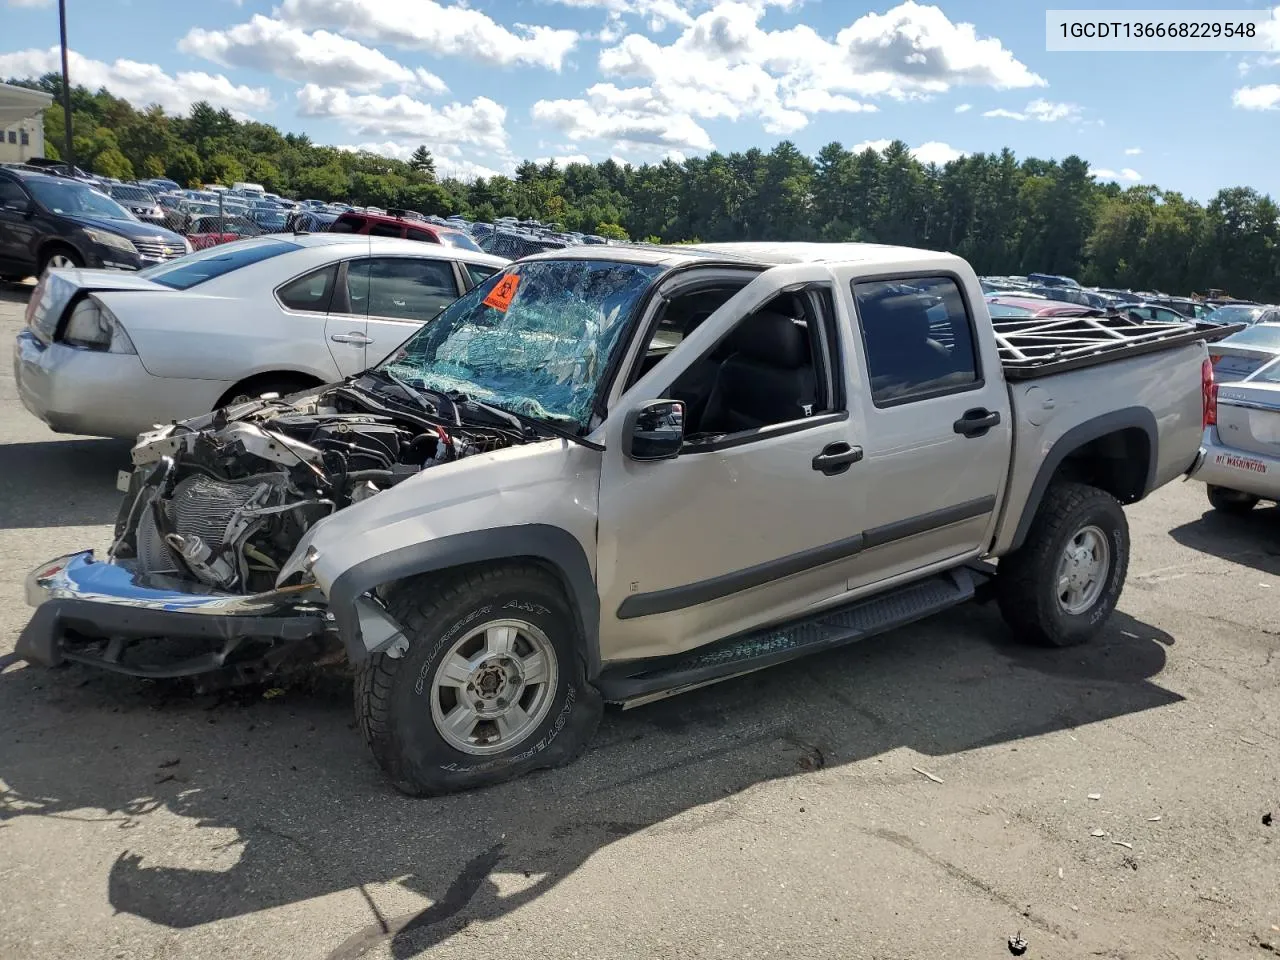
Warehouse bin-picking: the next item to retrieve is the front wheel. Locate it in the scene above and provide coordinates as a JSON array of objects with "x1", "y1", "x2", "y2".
[
  {"x1": 39, "y1": 247, "x2": 83, "y2": 274},
  {"x1": 996, "y1": 482, "x2": 1130, "y2": 647},
  {"x1": 1206, "y1": 484, "x2": 1259, "y2": 516},
  {"x1": 354, "y1": 564, "x2": 602, "y2": 796}
]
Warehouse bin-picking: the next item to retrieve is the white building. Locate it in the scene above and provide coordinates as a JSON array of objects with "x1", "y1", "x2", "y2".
[{"x1": 0, "y1": 82, "x2": 54, "y2": 164}]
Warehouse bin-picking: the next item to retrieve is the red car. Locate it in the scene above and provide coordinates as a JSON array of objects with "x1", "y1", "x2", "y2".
[
  {"x1": 328, "y1": 209, "x2": 483, "y2": 253},
  {"x1": 184, "y1": 215, "x2": 263, "y2": 251},
  {"x1": 986, "y1": 295, "x2": 1096, "y2": 319}
]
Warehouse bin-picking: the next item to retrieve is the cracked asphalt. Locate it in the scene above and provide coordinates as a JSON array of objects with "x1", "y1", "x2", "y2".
[{"x1": 1, "y1": 281, "x2": 1278, "y2": 960}]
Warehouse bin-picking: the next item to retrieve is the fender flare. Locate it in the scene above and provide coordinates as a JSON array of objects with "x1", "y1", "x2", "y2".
[
  {"x1": 1008, "y1": 407, "x2": 1158, "y2": 553},
  {"x1": 327, "y1": 524, "x2": 601, "y2": 677}
]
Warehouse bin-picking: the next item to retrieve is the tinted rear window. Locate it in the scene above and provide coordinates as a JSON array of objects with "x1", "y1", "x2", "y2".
[{"x1": 138, "y1": 238, "x2": 298, "y2": 290}]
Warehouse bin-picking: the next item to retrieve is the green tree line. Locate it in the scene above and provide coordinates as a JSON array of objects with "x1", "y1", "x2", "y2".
[{"x1": 10, "y1": 73, "x2": 1280, "y2": 300}]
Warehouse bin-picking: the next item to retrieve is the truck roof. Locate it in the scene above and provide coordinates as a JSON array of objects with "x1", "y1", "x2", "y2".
[{"x1": 522, "y1": 241, "x2": 967, "y2": 269}]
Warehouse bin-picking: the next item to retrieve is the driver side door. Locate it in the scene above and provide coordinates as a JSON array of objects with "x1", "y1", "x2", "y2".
[
  {"x1": 0, "y1": 178, "x2": 37, "y2": 276},
  {"x1": 595, "y1": 264, "x2": 870, "y2": 664}
]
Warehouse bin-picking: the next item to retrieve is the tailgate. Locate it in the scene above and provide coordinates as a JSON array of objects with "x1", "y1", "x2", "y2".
[{"x1": 1216, "y1": 383, "x2": 1280, "y2": 459}]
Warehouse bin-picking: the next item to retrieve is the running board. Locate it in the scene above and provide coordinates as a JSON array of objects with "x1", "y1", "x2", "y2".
[{"x1": 598, "y1": 566, "x2": 983, "y2": 707}]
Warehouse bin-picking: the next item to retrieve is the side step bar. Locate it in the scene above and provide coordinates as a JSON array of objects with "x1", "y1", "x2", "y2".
[{"x1": 598, "y1": 565, "x2": 988, "y2": 707}]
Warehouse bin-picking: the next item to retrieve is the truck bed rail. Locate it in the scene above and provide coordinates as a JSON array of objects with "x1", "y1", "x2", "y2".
[{"x1": 995, "y1": 313, "x2": 1244, "y2": 380}]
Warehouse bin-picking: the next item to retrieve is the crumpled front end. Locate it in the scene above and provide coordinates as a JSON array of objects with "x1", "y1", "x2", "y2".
[{"x1": 16, "y1": 550, "x2": 333, "y2": 681}]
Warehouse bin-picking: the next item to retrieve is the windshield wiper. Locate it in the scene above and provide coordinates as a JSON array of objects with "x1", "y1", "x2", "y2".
[
  {"x1": 453, "y1": 394, "x2": 605, "y2": 452},
  {"x1": 360, "y1": 369, "x2": 461, "y2": 423}
]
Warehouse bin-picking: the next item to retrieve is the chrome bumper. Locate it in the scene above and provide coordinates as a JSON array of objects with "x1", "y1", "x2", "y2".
[{"x1": 16, "y1": 551, "x2": 331, "y2": 677}]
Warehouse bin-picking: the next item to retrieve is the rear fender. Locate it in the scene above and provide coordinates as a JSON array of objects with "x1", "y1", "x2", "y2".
[{"x1": 1008, "y1": 407, "x2": 1158, "y2": 553}]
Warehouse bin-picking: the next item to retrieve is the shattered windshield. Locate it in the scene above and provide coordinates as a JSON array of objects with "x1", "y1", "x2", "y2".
[{"x1": 380, "y1": 258, "x2": 664, "y2": 428}]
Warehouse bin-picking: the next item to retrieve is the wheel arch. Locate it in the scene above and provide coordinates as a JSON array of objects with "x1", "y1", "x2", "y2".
[
  {"x1": 1009, "y1": 407, "x2": 1157, "y2": 553},
  {"x1": 327, "y1": 524, "x2": 601, "y2": 677},
  {"x1": 214, "y1": 370, "x2": 327, "y2": 409},
  {"x1": 36, "y1": 238, "x2": 84, "y2": 270}
]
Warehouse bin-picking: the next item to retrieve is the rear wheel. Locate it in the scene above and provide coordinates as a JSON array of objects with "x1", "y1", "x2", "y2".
[
  {"x1": 1206, "y1": 484, "x2": 1259, "y2": 516},
  {"x1": 997, "y1": 482, "x2": 1129, "y2": 648},
  {"x1": 354, "y1": 564, "x2": 602, "y2": 796}
]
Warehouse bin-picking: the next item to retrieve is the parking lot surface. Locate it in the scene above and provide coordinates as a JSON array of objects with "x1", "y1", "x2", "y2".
[{"x1": 1, "y1": 282, "x2": 1277, "y2": 960}]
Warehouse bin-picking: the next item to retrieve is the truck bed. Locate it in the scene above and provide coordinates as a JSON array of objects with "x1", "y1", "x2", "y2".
[{"x1": 995, "y1": 314, "x2": 1243, "y2": 380}]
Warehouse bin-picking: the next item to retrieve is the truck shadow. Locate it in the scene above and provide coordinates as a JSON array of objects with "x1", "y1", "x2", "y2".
[
  {"x1": 1167, "y1": 504, "x2": 1280, "y2": 577},
  {"x1": 0, "y1": 604, "x2": 1179, "y2": 958}
]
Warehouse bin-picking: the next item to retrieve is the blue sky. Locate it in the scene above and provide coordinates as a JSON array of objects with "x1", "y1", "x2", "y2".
[{"x1": 2, "y1": 0, "x2": 1278, "y2": 199}]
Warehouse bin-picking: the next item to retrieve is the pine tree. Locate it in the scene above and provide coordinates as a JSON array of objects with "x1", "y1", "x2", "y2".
[{"x1": 409, "y1": 146, "x2": 435, "y2": 180}]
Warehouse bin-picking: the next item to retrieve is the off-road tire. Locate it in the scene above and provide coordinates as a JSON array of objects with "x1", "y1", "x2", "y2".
[
  {"x1": 354, "y1": 564, "x2": 602, "y2": 796},
  {"x1": 1206, "y1": 484, "x2": 1259, "y2": 516},
  {"x1": 996, "y1": 481, "x2": 1129, "y2": 648}
]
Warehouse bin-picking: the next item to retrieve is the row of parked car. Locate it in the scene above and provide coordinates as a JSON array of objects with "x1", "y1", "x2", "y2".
[{"x1": 981, "y1": 272, "x2": 1278, "y2": 328}]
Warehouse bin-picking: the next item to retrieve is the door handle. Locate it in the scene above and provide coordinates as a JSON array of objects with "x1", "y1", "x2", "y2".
[
  {"x1": 812, "y1": 441, "x2": 864, "y2": 476},
  {"x1": 330, "y1": 332, "x2": 374, "y2": 345},
  {"x1": 953, "y1": 407, "x2": 1001, "y2": 438}
]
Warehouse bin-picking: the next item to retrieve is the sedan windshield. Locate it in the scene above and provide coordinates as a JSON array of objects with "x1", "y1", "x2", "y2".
[
  {"x1": 1205, "y1": 304, "x2": 1265, "y2": 326},
  {"x1": 109, "y1": 185, "x2": 155, "y2": 204},
  {"x1": 381, "y1": 258, "x2": 664, "y2": 428},
  {"x1": 29, "y1": 179, "x2": 135, "y2": 220},
  {"x1": 437, "y1": 231, "x2": 484, "y2": 253}
]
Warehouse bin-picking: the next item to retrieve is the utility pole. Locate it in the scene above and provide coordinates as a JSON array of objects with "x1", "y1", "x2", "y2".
[{"x1": 58, "y1": 0, "x2": 75, "y2": 175}]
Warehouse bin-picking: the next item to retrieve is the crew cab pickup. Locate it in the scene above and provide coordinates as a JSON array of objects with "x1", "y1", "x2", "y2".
[{"x1": 16, "y1": 243, "x2": 1228, "y2": 795}]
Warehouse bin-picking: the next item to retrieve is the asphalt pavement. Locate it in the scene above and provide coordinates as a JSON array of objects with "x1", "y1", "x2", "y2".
[{"x1": 0, "y1": 280, "x2": 1277, "y2": 960}]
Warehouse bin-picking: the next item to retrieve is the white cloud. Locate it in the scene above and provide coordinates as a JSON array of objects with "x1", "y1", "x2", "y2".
[
  {"x1": 534, "y1": 154, "x2": 593, "y2": 166},
  {"x1": 545, "y1": 0, "x2": 696, "y2": 30},
  {"x1": 297, "y1": 84, "x2": 508, "y2": 151},
  {"x1": 1123, "y1": 146, "x2": 1142, "y2": 155},
  {"x1": 954, "y1": 102, "x2": 971, "y2": 113},
  {"x1": 851, "y1": 138, "x2": 893, "y2": 153},
  {"x1": 850, "y1": 139, "x2": 964, "y2": 164},
  {"x1": 179, "y1": 14, "x2": 447, "y2": 93},
  {"x1": 277, "y1": 0, "x2": 579, "y2": 71},
  {"x1": 0, "y1": 47, "x2": 271, "y2": 117},
  {"x1": 783, "y1": 88, "x2": 877, "y2": 114},
  {"x1": 337, "y1": 141, "x2": 416, "y2": 160},
  {"x1": 911, "y1": 140, "x2": 964, "y2": 165},
  {"x1": 532, "y1": 84, "x2": 715, "y2": 151},
  {"x1": 982, "y1": 98, "x2": 1081, "y2": 122},
  {"x1": 549, "y1": 1, "x2": 1043, "y2": 149},
  {"x1": 1090, "y1": 167, "x2": 1142, "y2": 182},
  {"x1": 1233, "y1": 83, "x2": 1280, "y2": 110}
]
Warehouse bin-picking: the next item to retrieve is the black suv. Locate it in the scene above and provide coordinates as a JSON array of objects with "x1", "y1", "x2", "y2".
[{"x1": 0, "y1": 166, "x2": 189, "y2": 281}]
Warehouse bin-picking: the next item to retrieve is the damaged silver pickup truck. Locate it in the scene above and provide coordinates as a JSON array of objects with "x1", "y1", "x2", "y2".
[{"x1": 17, "y1": 243, "x2": 1233, "y2": 795}]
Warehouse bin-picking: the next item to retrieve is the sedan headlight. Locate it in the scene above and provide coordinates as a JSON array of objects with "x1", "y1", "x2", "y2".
[
  {"x1": 83, "y1": 227, "x2": 137, "y2": 255},
  {"x1": 62, "y1": 296, "x2": 138, "y2": 354}
]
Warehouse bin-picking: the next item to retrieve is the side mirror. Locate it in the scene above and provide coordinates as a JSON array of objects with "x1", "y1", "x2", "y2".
[{"x1": 623, "y1": 399, "x2": 685, "y2": 461}]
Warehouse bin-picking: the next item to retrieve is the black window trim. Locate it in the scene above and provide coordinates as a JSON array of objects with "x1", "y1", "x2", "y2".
[
  {"x1": 850, "y1": 268, "x2": 986, "y2": 410},
  {"x1": 681, "y1": 410, "x2": 850, "y2": 454},
  {"x1": 272, "y1": 260, "x2": 340, "y2": 316}
]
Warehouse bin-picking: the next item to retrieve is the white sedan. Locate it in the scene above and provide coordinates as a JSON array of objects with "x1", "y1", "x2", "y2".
[
  {"x1": 1192, "y1": 353, "x2": 1280, "y2": 514},
  {"x1": 13, "y1": 234, "x2": 507, "y2": 438}
]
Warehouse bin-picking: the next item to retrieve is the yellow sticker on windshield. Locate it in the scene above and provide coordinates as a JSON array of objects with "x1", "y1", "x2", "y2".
[{"x1": 483, "y1": 274, "x2": 520, "y2": 312}]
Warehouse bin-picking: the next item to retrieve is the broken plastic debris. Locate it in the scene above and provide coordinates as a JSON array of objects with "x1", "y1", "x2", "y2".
[
  {"x1": 1112, "y1": 840, "x2": 1133, "y2": 849},
  {"x1": 1007, "y1": 934, "x2": 1028, "y2": 956},
  {"x1": 1091, "y1": 828, "x2": 1108, "y2": 837},
  {"x1": 1087, "y1": 792, "x2": 1102, "y2": 800},
  {"x1": 1241, "y1": 737, "x2": 1258, "y2": 745},
  {"x1": 912, "y1": 766, "x2": 944, "y2": 784},
  {"x1": 263, "y1": 687, "x2": 285, "y2": 700},
  {"x1": 1058, "y1": 867, "x2": 1064, "y2": 879},
  {"x1": 1147, "y1": 815, "x2": 1162, "y2": 822}
]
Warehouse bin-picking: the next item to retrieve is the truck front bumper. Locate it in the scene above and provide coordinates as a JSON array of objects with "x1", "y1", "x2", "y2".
[{"x1": 15, "y1": 551, "x2": 332, "y2": 679}]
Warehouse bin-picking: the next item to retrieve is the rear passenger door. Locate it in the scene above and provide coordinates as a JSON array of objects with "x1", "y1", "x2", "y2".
[
  {"x1": 840, "y1": 272, "x2": 1013, "y2": 588},
  {"x1": 343, "y1": 256, "x2": 465, "y2": 368}
]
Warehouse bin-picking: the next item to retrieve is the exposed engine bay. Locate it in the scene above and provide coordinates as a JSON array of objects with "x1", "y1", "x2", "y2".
[{"x1": 111, "y1": 379, "x2": 522, "y2": 594}]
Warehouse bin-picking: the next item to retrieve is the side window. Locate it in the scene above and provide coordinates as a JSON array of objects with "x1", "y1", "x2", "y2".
[
  {"x1": 347, "y1": 257, "x2": 459, "y2": 320},
  {"x1": 0, "y1": 179, "x2": 29, "y2": 208},
  {"x1": 408, "y1": 228, "x2": 440, "y2": 244},
  {"x1": 664, "y1": 289, "x2": 835, "y2": 441},
  {"x1": 853, "y1": 276, "x2": 979, "y2": 407},
  {"x1": 369, "y1": 223, "x2": 402, "y2": 238},
  {"x1": 277, "y1": 264, "x2": 338, "y2": 313},
  {"x1": 329, "y1": 218, "x2": 360, "y2": 234},
  {"x1": 463, "y1": 263, "x2": 498, "y2": 288}
]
